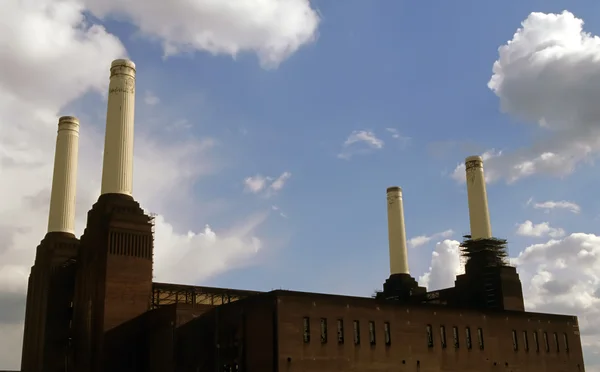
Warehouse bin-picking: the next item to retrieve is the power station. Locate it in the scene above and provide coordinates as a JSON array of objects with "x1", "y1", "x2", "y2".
[{"x1": 16, "y1": 59, "x2": 585, "y2": 372}]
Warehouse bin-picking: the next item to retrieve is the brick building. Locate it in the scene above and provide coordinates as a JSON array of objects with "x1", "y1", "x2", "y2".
[{"x1": 15, "y1": 59, "x2": 586, "y2": 372}]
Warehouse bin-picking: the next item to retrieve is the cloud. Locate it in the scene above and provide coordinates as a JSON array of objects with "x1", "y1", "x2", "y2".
[
  {"x1": 243, "y1": 171, "x2": 292, "y2": 197},
  {"x1": 514, "y1": 233, "x2": 600, "y2": 367},
  {"x1": 456, "y1": 11, "x2": 600, "y2": 184},
  {"x1": 337, "y1": 130, "x2": 384, "y2": 160},
  {"x1": 385, "y1": 127, "x2": 411, "y2": 143},
  {"x1": 271, "y1": 205, "x2": 288, "y2": 219},
  {"x1": 419, "y1": 232, "x2": 600, "y2": 366},
  {"x1": 270, "y1": 171, "x2": 292, "y2": 192},
  {"x1": 0, "y1": 324, "x2": 23, "y2": 369},
  {"x1": 408, "y1": 229, "x2": 454, "y2": 249},
  {"x1": 418, "y1": 239, "x2": 462, "y2": 291},
  {"x1": 244, "y1": 175, "x2": 270, "y2": 194},
  {"x1": 532, "y1": 200, "x2": 581, "y2": 214},
  {"x1": 385, "y1": 128, "x2": 402, "y2": 139},
  {"x1": 0, "y1": 1, "x2": 269, "y2": 368},
  {"x1": 153, "y1": 213, "x2": 266, "y2": 284},
  {"x1": 450, "y1": 150, "x2": 502, "y2": 183},
  {"x1": 144, "y1": 90, "x2": 160, "y2": 105},
  {"x1": 516, "y1": 220, "x2": 566, "y2": 239},
  {"x1": 344, "y1": 130, "x2": 384, "y2": 148},
  {"x1": 82, "y1": 0, "x2": 320, "y2": 68}
]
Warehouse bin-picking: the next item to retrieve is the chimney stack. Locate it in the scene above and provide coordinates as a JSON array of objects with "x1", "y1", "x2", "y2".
[
  {"x1": 386, "y1": 186, "x2": 410, "y2": 275},
  {"x1": 47, "y1": 116, "x2": 80, "y2": 235},
  {"x1": 464, "y1": 155, "x2": 492, "y2": 239},
  {"x1": 100, "y1": 59, "x2": 136, "y2": 196}
]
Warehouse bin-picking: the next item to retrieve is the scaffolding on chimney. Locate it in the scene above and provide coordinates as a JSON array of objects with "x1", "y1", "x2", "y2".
[
  {"x1": 460, "y1": 235, "x2": 509, "y2": 272},
  {"x1": 149, "y1": 212, "x2": 157, "y2": 277},
  {"x1": 149, "y1": 212, "x2": 157, "y2": 235}
]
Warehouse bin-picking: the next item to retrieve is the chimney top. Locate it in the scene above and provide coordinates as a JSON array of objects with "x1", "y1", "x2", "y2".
[
  {"x1": 58, "y1": 116, "x2": 79, "y2": 124},
  {"x1": 387, "y1": 186, "x2": 402, "y2": 193},
  {"x1": 57, "y1": 116, "x2": 79, "y2": 132},
  {"x1": 465, "y1": 155, "x2": 483, "y2": 163},
  {"x1": 111, "y1": 58, "x2": 136, "y2": 70},
  {"x1": 465, "y1": 155, "x2": 484, "y2": 171}
]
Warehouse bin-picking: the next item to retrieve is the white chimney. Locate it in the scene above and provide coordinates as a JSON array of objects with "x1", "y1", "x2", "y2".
[
  {"x1": 47, "y1": 116, "x2": 80, "y2": 234},
  {"x1": 100, "y1": 59, "x2": 136, "y2": 196},
  {"x1": 386, "y1": 186, "x2": 410, "y2": 275},
  {"x1": 465, "y1": 155, "x2": 492, "y2": 239}
]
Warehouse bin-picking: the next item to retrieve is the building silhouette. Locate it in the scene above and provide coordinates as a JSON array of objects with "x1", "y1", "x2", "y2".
[{"x1": 17, "y1": 59, "x2": 586, "y2": 372}]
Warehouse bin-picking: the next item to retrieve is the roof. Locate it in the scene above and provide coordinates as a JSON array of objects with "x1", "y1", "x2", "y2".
[{"x1": 266, "y1": 289, "x2": 579, "y2": 321}]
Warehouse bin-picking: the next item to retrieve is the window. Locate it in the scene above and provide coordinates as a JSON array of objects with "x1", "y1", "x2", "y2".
[
  {"x1": 512, "y1": 330, "x2": 518, "y2": 351},
  {"x1": 368, "y1": 321, "x2": 376, "y2": 345},
  {"x1": 353, "y1": 320, "x2": 360, "y2": 345},
  {"x1": 303, "y1": 317, "x2": 310, "y2": 343},
  {"x1": 465, "y1": 327, "x2": 472, "y2": 349},
  {"x1": 384, "y1": 322, "x2": 391, "y2": 346},
  {"x1": 543, "y1": 332, "x2": 550, "y2": 352},
  {"x1": 563, "y1": 333, "x2": 570, "y2": 353},
  {"x1": 452, "y1": 326, "x2": 459, "y2": 348},
  {"x1": 337, "y1": 319, "x2": 344, "y2": 344},
  {"x1": 477, "y1": 328, "x2": 484, "y2": 350},
  {"x1": 523, "y1": 331, "x2": 529, "y2": 352},
  {"x1": 533, "y1": 331, "x2": 540, "y2": 352},
  {"x1": 440, "y1": 326, "x2": 447, "y2": 348},
  {"x1": 320, "y1": 318, "x2": 328, "y2": 343},
  {"x1": 553, "y1": 332, "x2": 559, "y2": 352},
  {"x1": 426, "y1": 325, "x2": 434, "y2": 348}
]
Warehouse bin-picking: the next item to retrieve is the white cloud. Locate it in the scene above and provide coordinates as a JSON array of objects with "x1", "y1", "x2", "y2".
[
  {"x1": 153, "y1": 213, "x2": 266, "y2": 284},
  {"x1": 269, "y1": 171, "x2": 291, "y2": 192},
  {"x1": 533, "y1": 200, "x2": 581, "y2": 214},
  {"x1": 418, "y1": 233, "x2": 600, "y2": 367},
  {"x1": 271, "y1": 205, "x2": 288, "y2": 219},
  {"x1": 516, "y1": 220, "x2": 566, "y2": 239},
  {"x1": 418, "y1": 239, "x2": 462, "y2": 291},
  {"x1": 450, "y1": 150, "x2": 502, "y2": 183},
  {"x1": 408, "y1": 229, "x2": 454, "y2": 249},
  {"x1": 514, "y1": 233, "x2": 600, "y2": 367},
  {"x1": 457, "y1": 11, "x2": 600, "y2": 184},
  {"x1": 166, "y1": 119, "x2": 193, "y2": 132},
  {"x1": 0, "y1": 324, "x2": 23, "y2": 369},
  {"x1": 243, "y1": 171, "x2": 292, "y2": 197},
  {"x1": 386, "y1": 127, "x2": 401, "y2": 139},
  {"x1": 144, "y1": 90, "x2": 160, "y2": 105},
  {"x1": 337, "y1": 130, "x2": 384, "y2": 160},
  {"x1": 0, "y1": 1, "x2": 269, "y2": 368},
  {"x1": 385, "y1": 128, "x2": 411, "y2": 147},
  {"x1": 344, "y1": 130, "x2": 384, "y2": 148},
  {"x1": 244, "y1": 175, "x2": 269, "y2": 194},
  {"x1": 82, "y1": 0, "x2": 320, "y2": 69}
]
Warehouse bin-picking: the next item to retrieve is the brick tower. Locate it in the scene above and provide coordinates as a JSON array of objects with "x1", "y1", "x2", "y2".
[
  {"x1": 21, "y1": 116, "x2": 81, "y2": 372},
  {"x1": 457, "y1": 156, "x2": 524, "y2": 311},
  {"x1": 71, "y1": 59, "x2": 154, "y2": 371}
]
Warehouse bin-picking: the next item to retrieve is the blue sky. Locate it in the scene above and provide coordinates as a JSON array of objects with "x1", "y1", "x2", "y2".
[
  {"x1": 3, "y1": 0, "x2": 600, "y2": 369},
  {"x1": 88, "y1": 0, "x2": 600, "y2": 294},
  {"x1": 70, "y1": 0, "x2": 600, "y2": 298}
]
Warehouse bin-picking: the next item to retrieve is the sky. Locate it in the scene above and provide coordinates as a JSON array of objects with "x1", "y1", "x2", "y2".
[{"x1": 1, "y1": 0, "x2": 600, "y2": 369}]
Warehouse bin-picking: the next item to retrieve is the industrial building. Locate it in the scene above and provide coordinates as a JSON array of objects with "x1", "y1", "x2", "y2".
[{"x1": 16, "y1": 59, "x2": 586, "y2": 372}]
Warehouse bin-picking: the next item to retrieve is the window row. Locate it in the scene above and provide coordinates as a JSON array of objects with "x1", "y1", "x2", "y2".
[
  {"x1": 302, "y1": 317, "x2": 391, "y2": 346},
  {"x1": 426, "y1": 325, "x2": 484, "y2": 350},
  {"x1": 511, "y1": 330, "x2": 569, "y2": 353}
]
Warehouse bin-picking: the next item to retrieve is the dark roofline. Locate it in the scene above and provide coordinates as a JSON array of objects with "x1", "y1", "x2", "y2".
[
  {"x1": 152, "y1": 281, "x2": 263, "y2": 296},
  {"x1": 267, "y1": 289, "x2": 579, "y2": 321},
  {"x1": 151, "y1": 282, "x2": 578, "y2": 322}
]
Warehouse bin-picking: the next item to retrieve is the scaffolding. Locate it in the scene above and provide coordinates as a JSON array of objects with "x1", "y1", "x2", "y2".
[
  {"x1": 149, "y1": 212, "x2": 157, "y2": 235},
  {"x1": 460, "y1": 235, "x2": 509, "y2": 272},
  {"x1": 151, "y1": 282, "x2": 262, "y2": 309}
]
